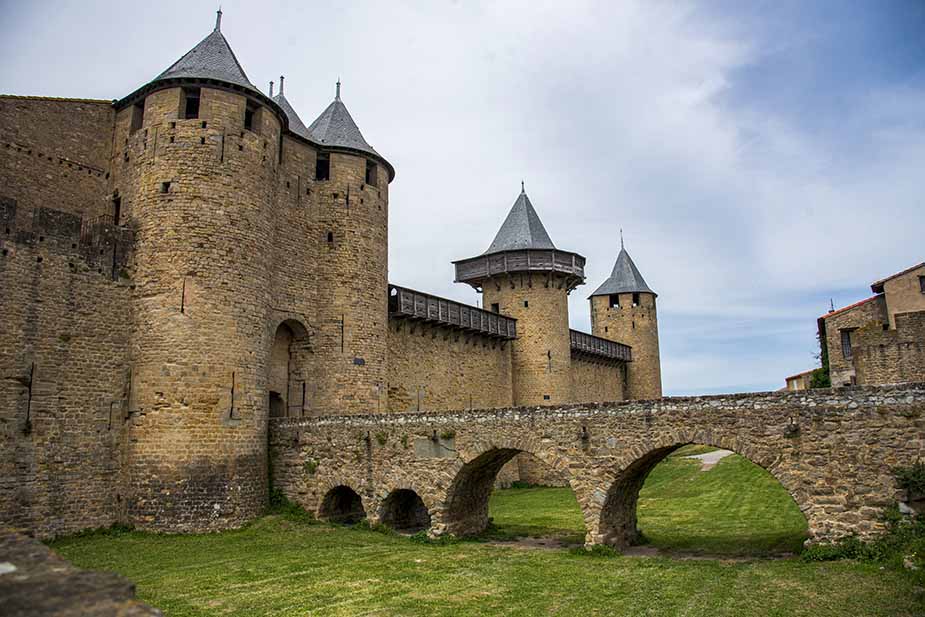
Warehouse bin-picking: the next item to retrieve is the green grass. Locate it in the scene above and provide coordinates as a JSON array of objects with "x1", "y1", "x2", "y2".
[{"x1": 48, "y1": 453, "x2": 924, "y2": 616}]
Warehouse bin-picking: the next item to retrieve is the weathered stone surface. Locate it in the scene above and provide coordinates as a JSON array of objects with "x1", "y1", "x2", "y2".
[
  {"x1": 0, "y1": 529, "x2": 161, "y2": 616},
  {"x1": 270, "y1": 383, "x2": 925, "y2": 548}
]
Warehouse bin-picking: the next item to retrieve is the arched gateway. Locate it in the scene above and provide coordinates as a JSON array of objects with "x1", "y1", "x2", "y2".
[{"x1": 269, "y1": 384, "x2": 924, "y2": 547}]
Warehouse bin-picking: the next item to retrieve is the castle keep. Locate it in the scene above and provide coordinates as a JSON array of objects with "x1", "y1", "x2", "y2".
[{"x1": 0, "y1": 14, "x2": 661, "y2": 537}]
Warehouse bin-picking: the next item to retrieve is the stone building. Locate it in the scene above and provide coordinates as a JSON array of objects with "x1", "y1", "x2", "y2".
[
  {"x1": 818, "y1": 261, "x2": 925, "y2": 387},
  {"x1": 0, "y1": 12, "x2": 661, "y2": 537}
]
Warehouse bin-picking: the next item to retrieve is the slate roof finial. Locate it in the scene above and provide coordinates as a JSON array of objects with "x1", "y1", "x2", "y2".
[
  {"x1": 269, "y1": 80, "x2": 274, "y2": 97},
  {"x1": 279, "y1": 75, "x2": 284, "y2": 95},
  {"x1": 521, "y1": 180, "x2": 525, "y2": 194},
  {"x1": 336, "y1": 78, "x2": 341, "y2": 101},
  {"x1": 215, "y1": 7, "x2": 222, "y2": 32},
  {"x1": 620, "y1": 228, "x2": 624, "y2": 249}
]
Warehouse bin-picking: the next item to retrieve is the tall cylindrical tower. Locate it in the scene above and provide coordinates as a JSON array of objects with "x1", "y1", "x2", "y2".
[
  {"x1": 589, "y1": 244, "x2": 662, "y2": 399},
  {"x1": 298, "y1": 81, "x2": 393, "y2": 415},
  {"x1": 110, "y1": 15, "x2": 288, "y2": 531},
  {"x1": 454, "y1": 187, "x2": 585, "y2": 406}
]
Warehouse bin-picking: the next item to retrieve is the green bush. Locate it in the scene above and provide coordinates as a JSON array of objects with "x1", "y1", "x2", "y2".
[
  {"x1": 895, "y1": 461, "x2": 925, "y2": 497},
  {"x1": 267, "y1": 488, "x2": 315, "y2": 523},
  {"x1": 409, "y1": 531, "x2": 460, "y2": 545}
]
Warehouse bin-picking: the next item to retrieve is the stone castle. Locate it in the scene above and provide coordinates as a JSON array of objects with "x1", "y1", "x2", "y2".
[{"x1": 0, "y1": 13, "x2": 662, "y2": 537}]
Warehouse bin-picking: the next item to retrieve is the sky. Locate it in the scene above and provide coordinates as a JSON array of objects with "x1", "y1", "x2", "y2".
[{"x1": 2, "y1": 0, "x2": 923, "y2": 395}]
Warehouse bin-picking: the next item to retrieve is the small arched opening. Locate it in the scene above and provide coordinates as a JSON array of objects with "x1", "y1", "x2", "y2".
[
  {"x1": 268, "y1": 319, "x2": 311, "y2": 418},
  {"x1": 380, "y1": 489, "x2": 430, "y2": 533},
  {"x1": 444, "y1": 448, "x2": 585, "y2": 545},
  {"x1": 319, "y1": 486, "x2": 366, "y2": 525},
  {"x1": 599, "y1": 443, "x2": 808, "y2": 555}
]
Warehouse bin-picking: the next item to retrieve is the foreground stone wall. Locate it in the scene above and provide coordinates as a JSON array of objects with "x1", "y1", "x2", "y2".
[
  {"x1": 387, "y1": 319, "x2": 514, "y2": 413},
  {"x1": 0, "y1": 529, "x2": 160, "y2": 616},
  {"x1": 270, "y1": 383, "x2": 925, "y2": 548},
  {"x1": 0, "y1": 203, "x2": 132, "y2": 538}
]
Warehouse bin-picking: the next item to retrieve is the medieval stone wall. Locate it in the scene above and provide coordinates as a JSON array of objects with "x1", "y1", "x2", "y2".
[
  {"x1": 569, "y1": 356, "x2": 624, "y2": 403},
  {"x1": 482, "y1": 274, "x2": 572, "y2": 406},
  {"x1": 386, "y1": 319, "x2": 513, "y2": 413},
  {"x1": 0, "y1": 202, "x2": 132, "y2": 538},
  {"x1": 854, "y1": 311, "x2": 925, "y2": 386},
  {"x1": 0, "y1": 96, "x2": 114, "y2": 220},
  {"x1": 591, "y1": 292, "x2": 661, "y2": 399},
  {"x1": 270, "y1": 383, "x2": 925, "y2": 548}
]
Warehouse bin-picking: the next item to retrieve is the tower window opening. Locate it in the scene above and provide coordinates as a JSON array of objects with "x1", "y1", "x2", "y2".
[
  {"x1": 327, "y1": 231, "x2": 334, "y2": 243},
  {"x1": 112, "y1": 194, "x2": 122, "y2": 225},
  {"x1": 181, "y1": 87, "x2": 201, "y2": 119},
  {"x1": 365, "y1": 159, "x2": 378, "y2": 185},
  {"x1": 609, "y1": 294, "x2": 620, "y2": 308},
  {"x1": 129, "y1": 102, "x2": 144, "y2": 134},
  {"x1": 244, "y1": 100, "x2": 261, "y2": 133},
  {"x1": 160, "y1": 181, "x2": 171, "y2": 194},
  {"x1": 841, "y1": 329, "x2": 854, "y2": 360},
  {"x1": 490, "y1": 303, "x2": 500, "y2": 314},
  {"x1": 316, "y1": 153, "x2": 330, "y2": 181},
  {"x1": 632, "y1": 293, "x2": 640, "y2": 307},
  {"x1": 604, "y1": 326, "x2": 608, "y2": 333},
  {"x1": 919, "y1": 275, "x2": 925, "y2": 294},
  {"x1": 523, "y1": 300, "x2": 529, "y2": 308}
]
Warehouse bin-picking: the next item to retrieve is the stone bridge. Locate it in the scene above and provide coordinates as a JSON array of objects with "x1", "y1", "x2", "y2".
[{"x1": 269, "y1": 384, "x2": 925, "y2": 547}]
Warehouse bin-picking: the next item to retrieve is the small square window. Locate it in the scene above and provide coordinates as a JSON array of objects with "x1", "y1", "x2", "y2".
[
  {"x1": 160, "y1": 181, "x2": 171, "y2": 194},
  {"x1": 523, "y1": 300, "x2": 529, "y2": 308},
  {"x1": 181, "y1": 88, "x2": 201, "y2": 120},
  {"x1": 490, "y1": 303, "x2": 500, "y2": 314},
  {"x1": 129, "y1": 102, "x2": 144, "y2": 134},
  {"x1": 365, "y1": 159, "x2": 378, "y2": 185},
  {"x1": 315, "y1": 152, "x2": 330, "y2": 181},
  {"x1": 840, "y1": 329, "x2": 853, "y2": 360},
  {"x1": 609, "y1": 294, "x2": 620, "y2": 308},
  {"x1": 543, "y1": 394, "x2": 551, "y2": 401}
]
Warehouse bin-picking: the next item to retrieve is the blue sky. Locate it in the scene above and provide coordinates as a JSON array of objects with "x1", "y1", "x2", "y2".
[{"x1": 2, "y1": 0, "x2": 922, "y2": 395}]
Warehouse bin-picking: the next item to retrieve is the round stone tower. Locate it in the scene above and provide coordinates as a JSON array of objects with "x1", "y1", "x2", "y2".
[
  {"x1": 589, "y1": 241, "x2": 662, "y2": 399},
  {"x1": 111, "y1": 12, "x2": 289, "y2": 531},
  {"x1": 294, "y1": 80, "x2": 393, "y2": 414},
  {"x1": 454, "y1": 186, "x2": 585, "y2": 406}
]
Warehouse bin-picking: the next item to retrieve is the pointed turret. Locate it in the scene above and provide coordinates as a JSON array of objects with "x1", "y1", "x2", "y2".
[
  {"x1": 484, "y1": 187, "x2": 556, "y2": 254},
  {"x1": 271, "y1": 75, "x2": 310, "y2": 139},
  {"x1": 589, "y1": 247, "x2": 656, "y2": 297},
  {"x1": 453, "y1": 186, "x2": 586, "y2": 406},
  {"x1": 307, "y1": 80, "x2": 381, "y2": 158},
  {"x1": 590, "y1": 239, "x2": 662, "y2": 400}
]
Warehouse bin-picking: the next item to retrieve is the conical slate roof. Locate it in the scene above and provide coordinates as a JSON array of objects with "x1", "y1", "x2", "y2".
[
  {"x1": 272, "y1": 92, "x2": 310, "y2": 139},
  {"x1": 151, "y1": 12, "x2": 259, "y2": 95},
  {"x1": 485, "y1": 188, "x2": 556, "y2": 254},
  {"x1": 307, "y1": 82, "x2": 380, "y2": 158},
  {"x1": 590, "y1": 247, "x2": 656, "y2": 297}
]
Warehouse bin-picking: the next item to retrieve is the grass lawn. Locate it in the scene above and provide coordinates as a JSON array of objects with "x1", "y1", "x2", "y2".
[{"x1": 49, "y1": 453, "x2": 924, "y2": 616}]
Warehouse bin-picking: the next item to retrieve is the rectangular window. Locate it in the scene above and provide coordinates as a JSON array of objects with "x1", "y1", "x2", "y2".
[
  {"x1": 609, "y1": 294, "x2": 620, "y2": 308},
  {"x1": 181, "y1": 87, "x2": 201, "y2": 120},
  {"x1": 841, "y1": 329, "x2": 853, "y2": 360},
  {"x1": 365, "y1": 160, "x2": 378, "y2": 185},
  {"x1": 315, "y1": 152, "x2": 330, "y2": 181},
  {"x1": 919, "y1": 275, "x2": 925, "y2": 294},
  {"x1": 632, "y1": 292, "x2": 640, "y2": 307},
  {"x1": 490, "y1": 303, "x2": 500, "y2": 314},
  {"x1": 112, "y1": 195, "x2": 122, "y2": 225},
  {"x1": 129, "y1": 102, "x2": 144, "y2": 133},
  {"x1": 244, "y1": 100, "x2": 260, "y2": 133}
]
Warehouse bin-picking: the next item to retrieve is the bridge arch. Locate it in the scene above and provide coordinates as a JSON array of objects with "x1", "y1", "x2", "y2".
[
  {"x1": 319, "y1": 485, "x2": 366, "y2": 524},
  {"x1": 595, "y1": 431, "x2": 809, "y2": 549},
  {"x1": 439, "y1": 437, "x2": 578, "y2": 538},
  {"x1": 380, "y1": 488, "x2": 431, "y2": 532}
]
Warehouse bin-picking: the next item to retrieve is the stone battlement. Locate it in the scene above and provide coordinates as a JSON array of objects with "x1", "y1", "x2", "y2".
[
  {"x1": 272, "y1": 381, "x2": 925, "y2": 429},
  {"x1": 0, "y1": 197, "x2": 133, "y2": 277}
]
